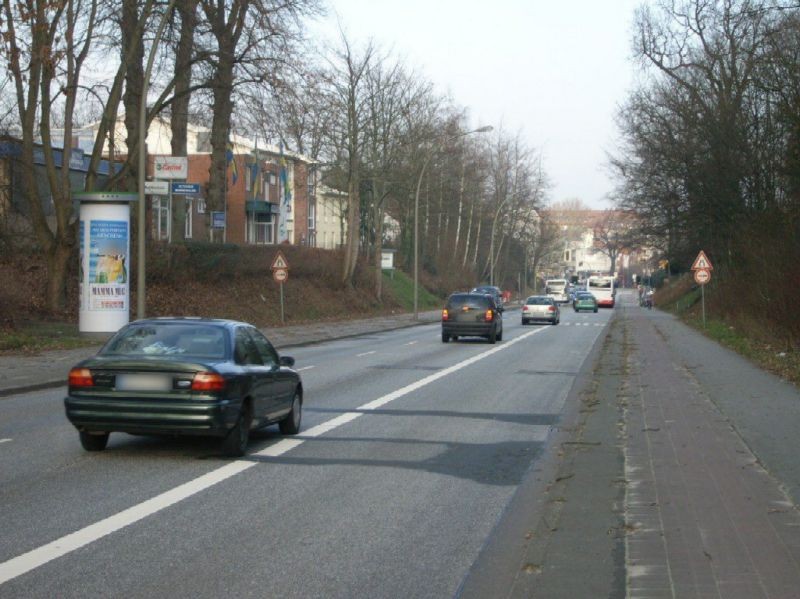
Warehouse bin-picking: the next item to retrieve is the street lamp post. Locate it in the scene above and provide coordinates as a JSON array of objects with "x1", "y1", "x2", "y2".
[
  {"x1": 489, "y1": 193, "x2": 512, "y2": 287},
  {"x1": 413, "y1": 126, "x2": 492, "y2": 320},
  {"x1": 137, "y1": 0, "x2": 177, "y2": 320}
]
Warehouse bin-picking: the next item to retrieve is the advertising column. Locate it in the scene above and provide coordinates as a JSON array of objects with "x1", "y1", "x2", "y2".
[{"x1": 77, "y1": 192, "x2": 137, "y2": 334}]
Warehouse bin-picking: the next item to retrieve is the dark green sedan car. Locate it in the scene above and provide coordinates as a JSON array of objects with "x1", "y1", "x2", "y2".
[
  {"x1": 573, "y1": 292, "x2": 599, "y2": 313},
  {"x1": 65, "y1": 318, "x2": 303, "y2": 457}
]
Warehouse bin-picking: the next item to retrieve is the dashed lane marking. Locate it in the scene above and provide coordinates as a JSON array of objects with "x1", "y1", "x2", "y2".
[
  {"x1": 296, "y1": 366, "x2": 315, "y2": 372},
  {"x1": 356, "y1": 351, "x2": 377, "y2": 357},
  {"x1": 0, "y1": 325, "x2": 549, "y2": 586},
  {"x1": 0, "y1": 439, "x2": 10, "y2": 444}
]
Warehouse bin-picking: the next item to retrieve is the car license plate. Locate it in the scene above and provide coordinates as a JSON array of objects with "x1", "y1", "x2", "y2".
[{"x1": 115, "y1": 374, "x2": 172, "y2": 392}]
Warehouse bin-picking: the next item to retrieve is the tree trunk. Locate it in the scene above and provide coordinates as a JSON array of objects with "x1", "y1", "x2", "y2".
[
  {"x1": 45, "y1": 232, "x2": 76, "y2": 312},
  {"x1": 123, "y1": 0, "x2": 145, "y2": 192},
  {"x1": 374, "y1": 202, "x2": 384, "y2": 301},
  {"x1": 454, "y1": 163, "x2": 465, "y2": 255},
  {"x1": 170, "y1": 0, "x2": 197, "y2": 157},
  {"x1": 206, "y1": 37, "x2": 236, "y2": 216}
]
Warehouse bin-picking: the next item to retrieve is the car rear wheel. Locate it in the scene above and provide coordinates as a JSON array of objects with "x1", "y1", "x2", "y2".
[
  {"x1": 79, "y1": 431, "x2": 109, "y2": 452},
  {"x1": 497, "y1": 328, "x2": 503, "y2": 341},
  {"x1": 594, "y1": 308, "x2": 598, "y2": 313},
  {"x1": 442, "y1": 332, "x2": 450, "y2": 343},
  {"x1": 221, "y1": 401, "x2": 253, "y2": 457},
  {"x1": 488, "y1": 327, "x2": 497, "y2": 344},
  {"x1": 279, "y1": 391, "x2": 302, "y2": 435}
]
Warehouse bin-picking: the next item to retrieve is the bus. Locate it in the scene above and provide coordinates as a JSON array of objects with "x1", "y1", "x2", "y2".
[
  {"x1": 587, "y1": 275, "x2": 615, "y2": 308},
  {"x1": 545, "y1": 278, "x2": 569, "y2": 303}
]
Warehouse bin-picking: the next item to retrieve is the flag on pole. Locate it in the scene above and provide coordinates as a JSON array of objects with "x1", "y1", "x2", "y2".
[{"x1": 226, "y1": 142, "x2": 238, "y2": 186}]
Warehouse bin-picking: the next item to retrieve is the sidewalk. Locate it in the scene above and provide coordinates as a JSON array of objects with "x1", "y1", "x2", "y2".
[
  {"x1": 459, "y1": 293, "x2": 800, "y2": 598},
  {"x1": 0, "y1": 310, "x2": 442, "y2": 397},
  {"x1": 621, "y1": 300, "x2": 800, "y2": 598}
]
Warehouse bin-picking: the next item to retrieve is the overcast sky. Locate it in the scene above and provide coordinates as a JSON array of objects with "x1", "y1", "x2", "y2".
[{"x1": 311, "y1": 0, "x2": 645, "y2": 208}]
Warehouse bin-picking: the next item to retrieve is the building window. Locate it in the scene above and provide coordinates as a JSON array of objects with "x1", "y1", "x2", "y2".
[
  {"x1": 246, "y1": 211, "x2": 274, "y2": 245},
  {"x1": 184, "y1": 199, "x2": 192, "y2": 239},
  {"x1": 308, "y1": 203, "x2": 315, "y2": 230},
  {"x1": 245, "y1": 166, "x2": 251, "y2": 192},
  {"x1": 151, "y1": 197, "x2": 170, "y2": 241},
  {"x1": 196, "y1": 199, "x2": 206, "y2": 214}
]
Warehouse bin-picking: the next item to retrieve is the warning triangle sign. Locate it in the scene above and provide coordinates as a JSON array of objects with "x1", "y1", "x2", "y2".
[
  {"x1": 271, "y1": 251, "x2": 289, "y2": 270},
  {"x1": 691, "y1": 250, "x2": 713, "y2": 271}
]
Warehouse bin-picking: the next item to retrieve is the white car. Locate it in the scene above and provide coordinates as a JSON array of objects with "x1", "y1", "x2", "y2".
[{"x1": 521, "y1": 296, "x2": 560, "y2": 325}]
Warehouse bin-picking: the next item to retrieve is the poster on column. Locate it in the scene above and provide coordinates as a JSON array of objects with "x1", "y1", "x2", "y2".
[
  {"x1": 88, "y1": 220, "x2": 129, "y2": 311},
  {"x1": 79, "y1": 220, "x2": 85, "y2": 311}
]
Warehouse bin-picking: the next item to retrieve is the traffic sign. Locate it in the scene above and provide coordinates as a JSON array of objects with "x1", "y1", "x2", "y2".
[
  {"x1": 271, "y1": 251, "x2": 289, "y2": 270},
  {"x1": 171, "y1": 182, "x2": 201, "y2": 195},
  {"x1": 273, "y1": 268, "x2": 288, "y2": 283},
  {"x1": 691, "y1": 250, "x2": 713, "y2": 271},
  {"x1": 694, "y1": 268, "x2": 711, "y2": 285},
  {"x1": 144, "y1": 180, "x2": 169, "y2": 195}
]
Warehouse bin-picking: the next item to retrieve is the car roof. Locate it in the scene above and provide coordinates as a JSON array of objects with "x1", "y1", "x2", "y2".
[{"x1": 127, "y1": 317, "x2": 247, "y2": 329}]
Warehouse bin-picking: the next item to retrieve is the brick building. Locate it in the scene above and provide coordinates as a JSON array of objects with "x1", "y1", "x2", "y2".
[{"x1": 63, "y1": 118, "x2": 317, "y2": 247}]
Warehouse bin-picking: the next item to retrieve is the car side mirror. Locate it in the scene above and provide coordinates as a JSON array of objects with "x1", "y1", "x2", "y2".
[{"x1": 279, "y1": 355, "x2": 295, "y2": 367}]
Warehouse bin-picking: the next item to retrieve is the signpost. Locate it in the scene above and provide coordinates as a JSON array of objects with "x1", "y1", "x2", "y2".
[
  {"x1": 691, "y1": 250, "x2": 713, "y2": 327},
  {"x1": 271, "y1": 251, "x2": 289, "y2": 323}
]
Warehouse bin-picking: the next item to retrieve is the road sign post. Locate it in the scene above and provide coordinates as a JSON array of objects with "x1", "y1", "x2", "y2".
[
  {"x1": 271, "y1": 252, "x2": 289, "y2": 324},
  {"x1": 691, "y1": 251, "x2": 713, "y2": 328}
]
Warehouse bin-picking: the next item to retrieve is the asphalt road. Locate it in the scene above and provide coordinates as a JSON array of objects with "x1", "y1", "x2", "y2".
[{"x1": 0, "y1": 306, "x2": 613, "y2": 598}]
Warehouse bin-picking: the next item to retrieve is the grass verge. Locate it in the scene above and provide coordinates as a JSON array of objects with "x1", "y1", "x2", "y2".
[
  {"x1": 658, "y1": 278, "x2": 800, "y2": 387},
  {"x1": 0, "y1": 322, "x2": 100, "y2": 354},
  {"x1": 383, "y1": 269, "x2": 442, "y2": 312}
]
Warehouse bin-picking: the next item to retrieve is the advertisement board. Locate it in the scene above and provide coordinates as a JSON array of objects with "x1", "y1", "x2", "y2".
[
  {"x1": 153, "y1": 156, "x2": 188, "y2": 179},
  {"x1": 77, "y1": 193, "x2": 135, "y2": 334}
]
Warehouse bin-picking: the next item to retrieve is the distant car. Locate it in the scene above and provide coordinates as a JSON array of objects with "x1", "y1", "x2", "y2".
[
  {"x1": 442, "y1": 292, "x2": 504, "y2": 343},
  {"x1": 470, "y1": 285, "x2": 505, "y2": 311},
  {"x1": 521, "y1": 295, "x2": 560, "y2": 325},
  {"x1": 573, "y1": 292, "x2": 598, "y2": 313},
  {"x1": 64, "y1": 318, "x2": 303, "y2": 457}
]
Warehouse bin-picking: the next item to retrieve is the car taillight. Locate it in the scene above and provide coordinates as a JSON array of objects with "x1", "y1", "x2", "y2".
[
  {"x1": 68, "y1": 367, "x2": 94, "y2": 388},
  {"x1": 191, "y1": 372, "x2": 226, "y2": 392},
  {"x1": 442, "y1": 309, "x2": 449, "y2": 321},
  {"x1": 548, "y1": 306, "x2": 556, "y2": 312},
  {"x1": 484, "y1": 309, "x2": 493, "y2": 322},
  {"x1": 522, "y1": 306, "x2": 529, "y2": 312}
]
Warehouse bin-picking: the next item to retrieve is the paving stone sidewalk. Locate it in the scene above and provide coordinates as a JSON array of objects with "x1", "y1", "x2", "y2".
[
  {"x1": 621, "y1": 303, "x2": 800, "y2": 598},
  {"x1": 0, "y1": 310, "x2": 442, "y2": 397}
]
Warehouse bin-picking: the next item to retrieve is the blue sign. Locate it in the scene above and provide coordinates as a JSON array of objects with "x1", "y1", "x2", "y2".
[
  {"x1": 211, "y1": 211, "x2": 226, "y2": 229},
  {"x1": 171, "y1": 182, "x2": 201, "y2": 195}
]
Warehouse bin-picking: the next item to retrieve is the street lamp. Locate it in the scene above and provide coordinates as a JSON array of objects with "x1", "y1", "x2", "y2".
[
  {"x1": 413, "y1": 125, "x2": 492, "y2": 320},
  {"x1": 489, "y1": 194, "x2": 513, "y2": 287},
  {"x1": 137, "y1": 0, "x2": 177, "y2": 320}
]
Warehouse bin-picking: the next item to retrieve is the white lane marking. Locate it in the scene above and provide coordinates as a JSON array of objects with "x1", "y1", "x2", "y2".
[
  {"x1": 0, "y1": 439, "x2": 11, "y2": 444},
  {"x1": 0, "y1": 326, "x2": 547, "y2": 585},
  {"x1": 0, "y1": 461, "x2": 255, "y2": 585},
  {"x1": 406, "y1": 341, "x2": 418, "y2": 346},
  {"x1": 296, "y1": 366, "x2": 315, "y2": 372},
  {"x1": 356, "y1": 351, "x2": 376, "y2": 357}
]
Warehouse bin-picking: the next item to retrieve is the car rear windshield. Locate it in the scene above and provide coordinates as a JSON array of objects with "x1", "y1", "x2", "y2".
[
  {"x1": 525, "y1": 297, "x2": 551, "y2": 305},
  {"x1": 101, "y1": 323, "x2": 228, "y2": 358},
  {"x1": 473, "y1": 287, "x2": 500, "y2": 296},
  {"x1": 447, "y1": 294, "x2": 490, "y2": 310}
]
